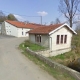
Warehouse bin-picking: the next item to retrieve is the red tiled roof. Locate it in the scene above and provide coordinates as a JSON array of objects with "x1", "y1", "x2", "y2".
[
  {"x1": 29, "y1": 24, "x2": 63, "y2": 34},
  {"x1": 5, "y1": 20, "x2": 43, "y2": 29}
]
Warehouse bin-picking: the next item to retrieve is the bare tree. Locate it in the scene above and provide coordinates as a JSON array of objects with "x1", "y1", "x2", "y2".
[
  {"x1": 50, "y1": 21, "x2": 54, "y2": 25},
  {"x1": 0, "y1": 11, "x2": 7, "y2": 22},
  {"x1": 59, "y1": 0, "x2": 80, "y2": 27},
  {"x1": 75, "y1": 22, "x2": 80, "y2": 32},
  {"x1": 55, "y1": 18, "x2": 61, "y2": 24}
]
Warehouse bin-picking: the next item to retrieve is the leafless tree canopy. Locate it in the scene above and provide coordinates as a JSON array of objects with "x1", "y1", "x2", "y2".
[
  {"x1": 50, "y1": 18, "x2": 61, "y2": 25},
  {"x1": 75, "y1": 22, "x2": 80, "y2": 32},
  {"x1": 0, "y1": 11, "x2": 7, "y2": 22},
  {"x1": 59, "y1": 0, "x2": 80, "y2": 27},
  {"x1": 55, "y1": 18, "x2": 61, "y2": 24}
]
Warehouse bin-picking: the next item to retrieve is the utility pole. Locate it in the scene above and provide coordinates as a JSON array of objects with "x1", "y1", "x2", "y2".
[
  {"x1": 23, "y1": 16, "x2": 43, "y2": 25},
  {"x1": 40, "y1": 16, "x2": 42, "y2": 25}
]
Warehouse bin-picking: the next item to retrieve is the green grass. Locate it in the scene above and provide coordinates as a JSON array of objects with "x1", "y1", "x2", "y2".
[
  {"x1": 52, "y1": 54, "x2": 65, "y2": 60},
  {"x1": 19, "y1": 41, "x2": 76, "y2": 80},
  {"x1": 19, "y1": 40, "x2": 46, "y2": 51}
]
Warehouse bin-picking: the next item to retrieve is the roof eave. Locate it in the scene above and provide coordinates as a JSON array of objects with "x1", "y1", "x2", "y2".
[
  {"x1": 29, "y1": 33, "x2": 48, "y2": 35},
  {"x1": 49, "y1": 23, "x2": 77, "y2": 35}
]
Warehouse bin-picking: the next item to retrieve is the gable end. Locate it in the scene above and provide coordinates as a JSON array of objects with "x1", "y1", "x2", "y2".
[{"x1": 49, "y1": 23, "x2": 77, "y2": 35}]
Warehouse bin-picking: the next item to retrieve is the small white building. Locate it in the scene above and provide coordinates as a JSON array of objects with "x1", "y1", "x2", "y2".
[
  {"x1": 29, "y1": 23, "x2": 77, "y2": 56},
  {"x1": 1, "y1": 20, "x2": 42, "y2": 37}
]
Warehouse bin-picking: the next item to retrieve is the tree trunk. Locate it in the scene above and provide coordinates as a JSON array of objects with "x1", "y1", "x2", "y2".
[{"x1": 69, "y1": 17, "x2": 72, "y2": 28}]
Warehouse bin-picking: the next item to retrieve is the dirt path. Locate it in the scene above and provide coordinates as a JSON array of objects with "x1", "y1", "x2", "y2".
[{"x1": 0, "y1": 37, "x2": 56, "y2": 80}]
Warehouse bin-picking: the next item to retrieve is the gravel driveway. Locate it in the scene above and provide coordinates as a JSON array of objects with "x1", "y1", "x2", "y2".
[{"x1": 0, "y1": 37, "x2": 56, "y2": 80}]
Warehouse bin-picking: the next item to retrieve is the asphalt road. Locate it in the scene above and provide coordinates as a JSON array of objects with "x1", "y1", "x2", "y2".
[
  {"x1": 0, "y1": 36, "x2": 56, "y2": 80},
  {"x1": 0, "y1": 34, "x2": 15, "y2": 39}
]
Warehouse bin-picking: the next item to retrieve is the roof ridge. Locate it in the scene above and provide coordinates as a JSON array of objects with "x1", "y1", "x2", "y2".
[
  {"x1": 5, "y1": 20, "x2": 44, "y2": 26},
  {"x1": 5, "y1": 20, "x2": 43, "y2": 29}
]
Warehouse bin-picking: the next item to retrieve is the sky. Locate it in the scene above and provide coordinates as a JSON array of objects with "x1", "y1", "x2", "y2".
[{"x1": 0, "y1": 0, "x2": 67, "y2": 24}]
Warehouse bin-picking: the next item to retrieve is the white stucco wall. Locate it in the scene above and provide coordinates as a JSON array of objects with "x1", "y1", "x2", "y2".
[
  {"x1": 29, "y1": 34, "x2": 35, "y2": 43},
  {"x1": 18, "y1": 28, "x2": 30, "y2": 37},
  {"x1": 50, "y1": 26, "x2": 72, "y2": 51},
  {"x1": 29, "y1": 34, "x2": 49, "y2": 47},
  {"x1": 3, "y1": 21, "x2": 18, "y2": 37},
  {"x1": 1, "y1": 21, "x2": 31, "y2": 37},
  {"x1": 41, "y1": 35, "x2": 49, "y2": 47},
  {"x1": 1, "y1": 22, "x2": 6, "y2": 34},
  {"x1": 0, "y1": 23, "x2": 2, "y2": 33}
]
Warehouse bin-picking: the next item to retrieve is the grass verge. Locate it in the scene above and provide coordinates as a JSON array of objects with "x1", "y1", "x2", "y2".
[{"x1": 19, "y1": 40, "x2": 46, "y2": 51}]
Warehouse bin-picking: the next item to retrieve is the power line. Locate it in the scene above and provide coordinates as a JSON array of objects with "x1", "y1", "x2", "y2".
[
  {"x1": 1, "y1": 10, "x2": 39, "y2": 17},
  {"x1": 1, "y1": 10, "x2": 43, "y2": 24}
]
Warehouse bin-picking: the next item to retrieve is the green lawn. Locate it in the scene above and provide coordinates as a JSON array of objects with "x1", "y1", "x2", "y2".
[{"x1": 19, "y1": 40, "x2": 46, "y2": 51}]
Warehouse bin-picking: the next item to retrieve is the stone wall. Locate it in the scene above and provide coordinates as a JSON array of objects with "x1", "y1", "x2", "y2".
[
  {"x1": 49, "y1": 48, "x2": 71, "y2": 56},
  {"x1": 35, "y1": 48, "x2": 71, "y2": 57},
  {"x1": 36, "y1": 49, "x2": 50, "y2": 57},
  {"x1": 26, "y1": 47, "x2": 80, "y2": 80}
]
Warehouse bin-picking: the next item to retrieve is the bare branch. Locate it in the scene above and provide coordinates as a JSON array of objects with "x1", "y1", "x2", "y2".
[{"x1": 59, "y1": 0, "x2": 80, "y2": 27}]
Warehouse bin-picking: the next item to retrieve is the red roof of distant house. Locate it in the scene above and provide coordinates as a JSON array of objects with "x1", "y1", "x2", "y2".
[
  {"x1": 5, "y1": 20, "x2": 43, "y2": 29},
  {"x1": 29, "y1": 24, "x2": 63, "y2": 34}
]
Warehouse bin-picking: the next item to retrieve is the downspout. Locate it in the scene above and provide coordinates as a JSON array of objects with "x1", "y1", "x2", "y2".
[{"x1": 49, "y1": 37, "x2": 52, "y2": 52}]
